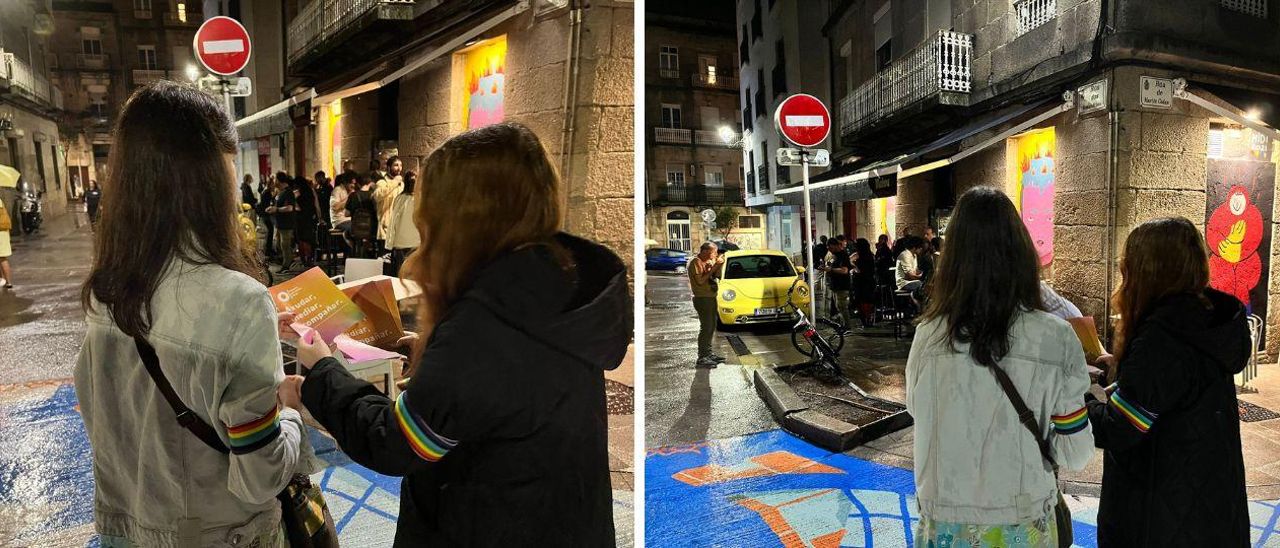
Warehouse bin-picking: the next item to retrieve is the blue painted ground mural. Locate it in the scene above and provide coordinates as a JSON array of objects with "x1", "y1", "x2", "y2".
[
  {"x1": 645, "y1": 429, "x2": 1280, "y2": 548},
  {"x1": 0, "y1": 381, "x2": 632, "y2": 546}
]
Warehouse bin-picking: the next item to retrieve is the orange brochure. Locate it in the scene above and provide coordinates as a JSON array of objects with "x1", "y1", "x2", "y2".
[
  {"x1": 1067, "y1": 316, "x2": 1106, "y2": 363},
  {"x1": 268, "y1": 267, "x2": 366, "y2": 342},
  {"x1": 341, "y1": 277, "x2": 404, "y2": 349}
]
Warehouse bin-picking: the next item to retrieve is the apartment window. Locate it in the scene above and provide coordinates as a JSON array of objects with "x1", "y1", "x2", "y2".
[
  {"x1": 137, "y1": 46, "x2": 158, "y2": 70},
  {"x1": 874, "y1": 1, "x2": 892, "y2": 72},
  {"x1": 700, "y1": 106, "x2": 720, "y2": 130},
  {"x1": 746, "y1": 150, "x2": 756, "y2": 195},
  {"x1": 660, "y1": 104, "x2": 682, "y2": 129},
  {"x1": 666, "y1": 165, "x2": 686, "y2": 185},
  {"x1": 776, "y1": 163, "x2": 791, "y2": 187},
  {"x1": 742, "y1": 105, "x2": 753, "y2": 132},
  {"x1": 740, "y1": 215, "x2": 763, "y2": 228},
  {"x1": 134, "y1": 0, "x2": 152, "y2": 17},
  {"x1": 82, "y1": 38, "x2": 103, "y2": 55},
  {"x1": 876, "y1": 42, "x2": 892, "y2": 72},
  {"x1": 754, "y1": 70, "x2": 766, "y2": 119},
  {"x1": 772, "y1": 40, "x2": 788, "y2": 98},
  {"x1": 705, "y1": 165, "x2": 725, "y2": 186},
  {"x1": 176, "y1": 1, "x2": 188, "y2": 22},
  {"x1": 751, "y1": 4, "x2": 763, "y2": 41},
  {"x1": 699, "y1": 55, "x2": 718, "y2": 85},
  {"x1": 659, "y1": 46, "x2": 679, "y2": 78},
  {"x1": 740, "y1": 25, "x2": 750, "y2": 65},
  {"x1": 759, "y1": 159, "x2": 770, "y2": 192}
]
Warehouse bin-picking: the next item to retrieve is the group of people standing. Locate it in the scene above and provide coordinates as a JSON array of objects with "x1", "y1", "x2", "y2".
[
  {"x1": 908, "y1": 186, "x2": 1249, "y2": 546},
  {"x1": 76, "y1": 81, "x2": 629, "y2": 545},
  {"x1": 814, "y1": 228, "x2": 941, "y2": 329},
  {"x1": 238, "y1": 154, "x2": 420, "y2": 276}
]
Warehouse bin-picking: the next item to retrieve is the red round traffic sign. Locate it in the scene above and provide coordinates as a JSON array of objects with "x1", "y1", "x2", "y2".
[
  {"x1": 774, "y1": 94, "x2": 831, "y2": 148},
  {"x1": 193, "y1": 16, "x2": 251, "y2": 76}
]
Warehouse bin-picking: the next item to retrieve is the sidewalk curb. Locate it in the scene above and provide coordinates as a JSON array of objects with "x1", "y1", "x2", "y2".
[{"x1": 753, "y1": 367, "x2": 914, "y2": 452}]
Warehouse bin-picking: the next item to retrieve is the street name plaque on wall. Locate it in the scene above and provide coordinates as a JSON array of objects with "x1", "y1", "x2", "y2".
[
  {"x1": 1140, "y1": 76, "x2": 1173, "y2": 109},
  {"x1": 1078, "y1": 79, "x2": 1107, "y2": 115}
]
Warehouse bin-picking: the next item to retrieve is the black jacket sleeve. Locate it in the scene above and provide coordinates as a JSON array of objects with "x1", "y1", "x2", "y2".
[
  {"x1": 300, "y1": 304, "x2": 564, "y2": 477},
  {"x1": 1087, "y1": 325, "x2": 1192, "y2": 452}
]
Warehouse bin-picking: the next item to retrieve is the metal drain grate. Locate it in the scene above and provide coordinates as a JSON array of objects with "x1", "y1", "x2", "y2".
[
  {"x1": 725, "y1": 334, "x2": 751, "y2": 356},
  {"x1": 1240, "y1": 400, "x2": 1280, "y2": 423},
  {"x1": 647, "y1": 303, "x2": 681, "y2": 310}
]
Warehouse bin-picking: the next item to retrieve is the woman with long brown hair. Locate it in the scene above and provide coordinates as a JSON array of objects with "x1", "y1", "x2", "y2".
[
  {"x1": 1086, "y1": 217, "x2": 1249, "y2": 545},
  {"x1": 906, "y1": 187, "x2": 1094, "y2": 547},
  {"x1": 75, "y1": 82, "x2": 315, "y2": 546},
  {"x1": 282, "y1": 122, "x2": 632, "y2": 545}
]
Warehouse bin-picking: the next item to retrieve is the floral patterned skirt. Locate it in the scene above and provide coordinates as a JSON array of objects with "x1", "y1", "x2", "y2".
[{"x1": 917, "y1": 513, "x2": 1057, "y2": 548}]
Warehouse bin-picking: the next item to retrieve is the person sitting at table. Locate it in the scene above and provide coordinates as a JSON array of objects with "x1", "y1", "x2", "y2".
[{"x1": 277, "y1": 122, "x2": 632, "y2": 545}]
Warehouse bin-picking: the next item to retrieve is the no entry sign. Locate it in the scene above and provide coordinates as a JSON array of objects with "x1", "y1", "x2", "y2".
[
  {"x1": 194, "y1": 16, "x2": 251, "y2": 76},
  {"x1": 774, "y1": 94, "x2": 831, "y2": 148}
]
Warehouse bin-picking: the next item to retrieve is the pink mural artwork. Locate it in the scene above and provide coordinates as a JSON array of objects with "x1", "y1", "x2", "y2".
[{"x1": 1021, "y1": 154, "x2": 1055, "y2": 267}]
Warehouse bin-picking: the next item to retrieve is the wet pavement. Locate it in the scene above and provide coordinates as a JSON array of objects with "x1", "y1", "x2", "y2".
[
  {"x1": 0, "y1": 208, "x2": 635, "y2": 546},
  {"x1": 643, "y1": 270, "x2": 1280, "y2": 546}
]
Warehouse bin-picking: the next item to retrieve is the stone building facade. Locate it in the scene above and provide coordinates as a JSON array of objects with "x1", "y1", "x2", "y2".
[
  {"x1": 2, "y1": 0, "x2": 67, "y2": 221},
  {"x1": 810, "y1": 0, "x2": 1280, "y2": 360},
  {"x1": 48, "y1": 0, "x2": 201, "y2": 199},
  {"x1": 645, "y1": 1, "x2": 758, "y2": 253},
  {"x1": 246, "y1": 0, "x2": 634, "y2": 267}
]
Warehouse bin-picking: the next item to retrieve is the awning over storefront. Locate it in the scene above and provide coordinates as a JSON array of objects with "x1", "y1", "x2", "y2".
[
  {"x1": 1174, "y1": 79, "x2": 1280, "y2": 143},
  {"x1": 310, "y1": 3, "x2": 527, "y2": 107},
  {"x1": 775, "y1": 93, "x2": 1075, "y2": 205},
  {"x1": 236, "y1": 88, "x2": 316, "y2": 140}
]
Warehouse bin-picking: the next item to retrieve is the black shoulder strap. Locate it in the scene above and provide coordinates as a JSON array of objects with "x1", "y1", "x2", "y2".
[
  {"x1": 132, "y1": 337, "x2": 230, "y2": 454},
  {"x1": 988, "y1": 362, "x2": 1058, "y2": 471}
]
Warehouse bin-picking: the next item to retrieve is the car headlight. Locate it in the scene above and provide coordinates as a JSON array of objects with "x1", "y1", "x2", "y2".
[
  {"x1": 722, "y1": 289, "x2": 736, "y2": 301},
  {"x1": 798, "y1": 285, "x2": 809, "y2": 297}
]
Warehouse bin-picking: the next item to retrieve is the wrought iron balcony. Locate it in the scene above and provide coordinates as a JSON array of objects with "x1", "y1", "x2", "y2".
[
  {"x1": 651, "y1": 184, "x2": 745, "y2": 206},
  {"x1": 659, "y1": 68, "x2": 680, "y2": 79},
  {"x1": 691, "y1": 73, "x2": 737, "y2": 90},
  {"x1": 654, "y1": 127, "x2": 692, "y2": 144},
  {"x1": 287, "y1": 0, "x2": 416, "y2": 71},
  {"x1": 694, "y1": 129, "x2": 735, "y2": 146},
  {"x1": 1014, "y1": 0, "x2": 1056, "y2": 35},
  {"x1": 132, "y1": 69, "x2": 169, "y2": 86},
  {"x1": 838, "y1": 30, "x2": 973, "y2": 139},
  {"x1": 0, "y1": 52, "x2": 54, "y2": 108},
  {"x1": 77, "y1": 54, "x2": 109, "y2": 70}
]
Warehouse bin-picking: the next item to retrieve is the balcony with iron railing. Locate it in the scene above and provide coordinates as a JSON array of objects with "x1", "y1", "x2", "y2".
[
  {"x1": 691, "y1": 73, "x2": 738, "y2": 90},
  {"x1": 132, "y1": 69, "x2": 169, "y2": 86},
  {"x1": 287, "y1": 0, "x2": 416, "y2": 73},
  {"x1": 0, "y1": 52, "x2": 55, "y2": 109},
  {"x1": 838, "y1": 30, "x2": 973, "y2": 142},
  {"x1": 77, "y1": 53, "x2": 110, "y2": 70},
  {"x1": 654, "y1": 127, "x2": 692, "y2": 144},
  {"x1": 651, "y1": 183, "x2": 745, "y2": 206},
  {"x1": 694, "y1": 129, "x2": 736, "y2": 146}
]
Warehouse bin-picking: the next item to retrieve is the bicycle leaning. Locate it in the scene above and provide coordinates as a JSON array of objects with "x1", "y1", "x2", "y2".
[{"x1": 785, "y1": 277, "x2": 846, "y2": 384}]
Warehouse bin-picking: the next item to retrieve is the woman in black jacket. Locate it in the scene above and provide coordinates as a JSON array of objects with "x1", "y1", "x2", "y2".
[
  {"x1": 1087, "y1": 217, "x2": 1249, "y2": 546},
  {"x1": 281, "y1": 123, "x2": 632, "y2": 546},
  {"x1": 851, "y1": 238, "x2": 877, "y2": 328}
]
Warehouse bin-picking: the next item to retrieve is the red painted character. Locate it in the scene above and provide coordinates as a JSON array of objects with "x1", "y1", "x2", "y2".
[{"x1": 1206, "y1": 185, "x2": 1263, "y2": 310}]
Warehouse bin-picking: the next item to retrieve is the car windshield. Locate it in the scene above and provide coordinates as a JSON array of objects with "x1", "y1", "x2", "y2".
[{"x1": 723, "y1": 255, "x2": 795, "y2": 279}]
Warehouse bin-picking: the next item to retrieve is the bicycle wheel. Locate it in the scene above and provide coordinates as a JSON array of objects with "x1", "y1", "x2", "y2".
[{"x1": 791, "y1": 320, "x2": 846, "y2": 358}]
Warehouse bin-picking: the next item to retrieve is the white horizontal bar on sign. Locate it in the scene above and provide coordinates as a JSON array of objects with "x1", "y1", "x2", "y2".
[
  {"x1": 203, "y1": 40, "x2": 245, "y2": 54},
  {"x1": 785, "y1": 115, "x2": 825, "y2": 127}
]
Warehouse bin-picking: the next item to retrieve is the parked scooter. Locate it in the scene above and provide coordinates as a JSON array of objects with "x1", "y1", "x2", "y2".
[{"x1": 18, "y1": 187, "x2": 42, "y2": 234}]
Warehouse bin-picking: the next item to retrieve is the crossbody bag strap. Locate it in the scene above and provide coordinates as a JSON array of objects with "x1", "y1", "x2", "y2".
[
  {"x1": 132, "y1": 336, "x2": 230, "y2": 455},
  {"x1": 988, "y1": 362, "x2": 1058, "y2": 471}
]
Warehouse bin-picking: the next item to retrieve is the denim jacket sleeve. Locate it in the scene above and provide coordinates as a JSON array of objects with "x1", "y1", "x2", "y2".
[{"x1": 216, "y1": 289, "x2": 307, "y2": 505}]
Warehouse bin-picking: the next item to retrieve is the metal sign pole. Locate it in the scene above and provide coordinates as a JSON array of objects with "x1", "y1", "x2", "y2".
[{"x1": 801, "y1": 150, "x2": 817, "y2": 323}]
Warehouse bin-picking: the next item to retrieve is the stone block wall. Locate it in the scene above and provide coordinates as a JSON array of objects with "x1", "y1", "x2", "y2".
[{"x1": 393, "y1": 2, "x2": 634, "y2": 269}]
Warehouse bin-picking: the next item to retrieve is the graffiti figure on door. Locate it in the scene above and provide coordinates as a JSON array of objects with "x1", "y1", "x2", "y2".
[{"x1": 1207, "y1": 185, "x2": 1265, "y2": 312}]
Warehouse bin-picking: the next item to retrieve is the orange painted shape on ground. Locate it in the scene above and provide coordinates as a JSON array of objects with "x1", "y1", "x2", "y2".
[
  {"x1": 736, "y1": 497, "x2": 808, "y2": 548},
  {"x1": 753, "y1": 450, "x2": 843, "y2": 475},
  {"x1": 671, "y1": 450, "x2": 845, "y2": 486},
  {"x1": 811, "y1": 529, "x2": 847, "y2": 548}
]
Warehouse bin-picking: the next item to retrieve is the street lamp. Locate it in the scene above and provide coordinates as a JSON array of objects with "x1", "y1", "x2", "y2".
[{"x1": 185, "y1": 64, "x2": 200, "y2": 82}]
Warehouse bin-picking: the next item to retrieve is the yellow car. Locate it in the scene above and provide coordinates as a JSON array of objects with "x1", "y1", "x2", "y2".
[{"x1": 714, "y1": 249, "x2": 810, "y2": 325}]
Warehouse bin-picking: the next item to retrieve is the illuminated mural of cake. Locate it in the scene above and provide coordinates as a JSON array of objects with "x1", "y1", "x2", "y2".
[{"x1": 461, "y1": 37, "x2": 507, "y2": 130}]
